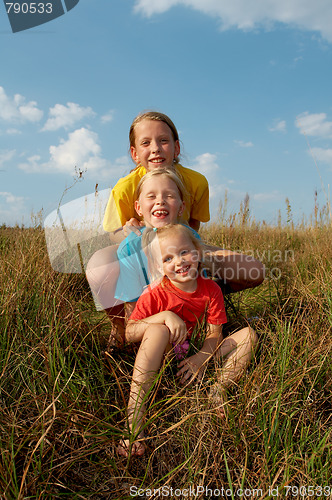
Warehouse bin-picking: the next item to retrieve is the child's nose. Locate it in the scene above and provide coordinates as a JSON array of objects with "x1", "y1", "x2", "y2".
[
  {"x1": 156, "y1": 194, "x2": 166, "y2": 204},
  {"x1": 151, "y1": 140, "x2": 160, "y2": 153},
  {"x1": 175, "y1": 254, "x2": 184, "y2": 265}
]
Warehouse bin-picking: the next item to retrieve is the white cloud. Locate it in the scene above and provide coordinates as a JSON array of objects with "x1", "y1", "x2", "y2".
[
  {"x1": 42, "y1": 102, "x2": 96, "y2": 131},
  {"x1": 134, "y1": 0, "x2": 178, "y2": 15},
  {"x1": 6, "y1": 128, "x2": 22, "y2": 135},
  {"x1": 101, "y1": 110, "x2": 114, "y2": 124},
  {"x1": 234, "y1": 140, "x2": 254, "y2": 148},
  {"x1": 296, "y1": 112, "x2": 332, "y2": 138},
  {"x1": 18, "y1": 155, "x2": 43, "y2": 174},
  {"x1": 19, "y1": 102, "x2": 43, "y2": 122},
  {"x1": 269, "y1": 120, "x2": 287, "y2": 133},
  {"x1": 48, "y1": 128, "x2": 101, "y2": 173},
  {"x1": 18, "y1": 128, "x2": 122, "y2": 178},
  {"x1": 0, "y1": 191, "x2": 24, "y2": 204},
  {"x1": 212, "y1": 188, "x2": 281, "y2": 204},
  {"x1": 20, "y1": 128, "x2": 103, "y2": 174},
  {"x1": 209, "y1": 182, "x2": 230, "y2": 200},
  {"x1": 0, "y1": 149, "x2": 15, "y2": 167},
  {"x1": 95, "y1": 155, "x2": 133, "y2": 181},
  {"x1": 0, "y1": 191, "x2": 26, "y2": 226},
  {"x1": 191, "y1": 152, "x2": 220, "y2": 175},
  {"x1": 310, "y1": 147, "x2": 332, "y2": 167},
  {"x1": 0, "y1": 86, "x2": 43, "y2": 123},
  {"x1": 253, "y1": 190, "x2": 281, "y2": 202},
  {"x1": 134, "y1": 0, "x2": 332, "y2": 42}
]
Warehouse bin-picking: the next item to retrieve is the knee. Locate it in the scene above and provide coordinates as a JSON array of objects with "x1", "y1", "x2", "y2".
[
  {"x1": 86, "y1": 247, "x2": 119, "y2": 287},
  {"x1": 143, "y1": 324, "x2": 170, "y2": 342},
  {"x1": 85, "y1": 258, "x2": 97, "y2": 286},
  {"x1": 244, "y1": 259, "x2": 265, "y2": 288}
]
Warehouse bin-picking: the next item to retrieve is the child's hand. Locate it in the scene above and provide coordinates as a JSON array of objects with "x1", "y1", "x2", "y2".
[
  {"x1": 123, "y1": 218, "x2": 145, "y2": 237},
  {"x1": 176, "y1": 354, "x2": 205, "y2": 384},
  {"x1": 163, "y1": 311, "x2": 187, "y2": 345}
]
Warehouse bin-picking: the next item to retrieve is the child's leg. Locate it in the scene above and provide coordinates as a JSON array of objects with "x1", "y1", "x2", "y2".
[
  {"x1": 86, "y1": 245, "x2": 120, "y2": 309},
  {"x1": 202, "y1": 244, "x2": 265, "y2": 292},
  {"x1": 210, "y1": 327, "x2": 258, "y2": 413},
  {"x1": 217, "y1": 326, "x2": 258, "y2": 384},
  {"x1": 86, "y1": 245, "x2": 125, "y2": 347},
  {"x1": 118, "y1": 324, "x2": 170, "y2": 457}
]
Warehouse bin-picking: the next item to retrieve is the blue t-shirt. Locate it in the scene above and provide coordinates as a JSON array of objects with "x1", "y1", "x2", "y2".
[{"x1": 115, "y1": 226, "x2": 200, "y2": 302}]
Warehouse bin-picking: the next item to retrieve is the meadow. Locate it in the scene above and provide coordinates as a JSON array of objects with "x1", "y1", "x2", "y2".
[{"x1": 0, "y1": 204, "x2": 331, "y2": 499}]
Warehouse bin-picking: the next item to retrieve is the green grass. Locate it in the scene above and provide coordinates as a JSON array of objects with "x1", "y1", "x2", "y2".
[{"x1": 0, "y1": 217, "x2": 331, "y2": 499}]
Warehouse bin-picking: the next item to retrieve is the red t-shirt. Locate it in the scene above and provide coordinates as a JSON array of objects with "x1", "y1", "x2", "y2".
[{"x1": 130, "y1": 276, "x2": 227, "y2": 338}]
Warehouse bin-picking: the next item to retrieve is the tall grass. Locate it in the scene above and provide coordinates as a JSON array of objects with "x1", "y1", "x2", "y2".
[{"x1": 0, "y1": 203, "x2": 331, "y2": 498}]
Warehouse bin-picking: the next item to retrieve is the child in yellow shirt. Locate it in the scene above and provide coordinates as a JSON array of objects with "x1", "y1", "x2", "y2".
[{"x1": 103, "y1": 111, "x2": 210, "y2": 234}]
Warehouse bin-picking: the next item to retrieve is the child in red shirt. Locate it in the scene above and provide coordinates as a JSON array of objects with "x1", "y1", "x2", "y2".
[{"x1": 118, "y1": 224, "x2": 258, "y2": 458}]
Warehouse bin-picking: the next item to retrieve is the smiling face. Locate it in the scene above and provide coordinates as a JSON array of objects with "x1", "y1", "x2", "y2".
[
  {"x1": 130, "y1": 119, "x2": 180, "y2": 171},
  {"x1": 157, "y1": 232, "x2": 200, "y2": 292},
  {"x1": 135, "y1": 175, "x2": 185, "y2": 228}
]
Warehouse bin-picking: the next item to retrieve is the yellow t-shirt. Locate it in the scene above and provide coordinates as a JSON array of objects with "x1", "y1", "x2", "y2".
[{"x1": 103, "y1": 163, "x2": 210, "y2": 232}]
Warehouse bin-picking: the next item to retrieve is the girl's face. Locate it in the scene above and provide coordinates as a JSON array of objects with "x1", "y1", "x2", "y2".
[
  {"x1": 135, "y1": 175, "x2": 184, "y2": 228},
  {"x1": 130, "y1": 119, "x2": 180, "y2": 171},
  {"x1": 158, "y1": 232, "x2": 200, "y2": 291}
]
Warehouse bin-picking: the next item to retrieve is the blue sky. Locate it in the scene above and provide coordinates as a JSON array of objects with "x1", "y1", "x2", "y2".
[{"x1": 1, "y1": 0, "x2": 332, "y2": 227}]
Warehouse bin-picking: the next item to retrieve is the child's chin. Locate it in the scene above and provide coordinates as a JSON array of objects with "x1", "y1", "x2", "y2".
[
  {"x1": 152, "y1": 218, "x2": 171, "y2": 227},
  {"x1": 174, "y1": 273, "x2": 190, "y2": 280}
]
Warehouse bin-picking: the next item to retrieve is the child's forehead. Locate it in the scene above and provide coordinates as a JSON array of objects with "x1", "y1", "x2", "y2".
[
  {"x1": 141, "y1": 175, "x2": 178, "y2": 192},
  {"x1": 158, "y1": 231, "x2": 193, "y2": 249},
  {"x1": 135, "y1": 118, "x2": 172, "y2": 135}
]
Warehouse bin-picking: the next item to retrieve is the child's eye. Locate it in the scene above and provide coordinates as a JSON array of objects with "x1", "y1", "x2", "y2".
[
  {"x1": 163, "y1": 256, "x2": 172, "y2": 263},
  {"x1": 180, "y1": 250, "x2": 189, "y2": 256}
]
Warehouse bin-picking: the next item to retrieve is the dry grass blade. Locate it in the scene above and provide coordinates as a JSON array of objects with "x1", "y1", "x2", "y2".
[{"x1": 0, "y1": 214, "x2": 331, "y2": 497}]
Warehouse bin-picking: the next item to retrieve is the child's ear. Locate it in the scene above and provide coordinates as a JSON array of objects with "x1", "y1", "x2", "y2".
[
  {"x1": 130, "y1": 146, "x2": 140, "y2": 164},
  {"x1": 178, "y1": 201, "x2": 185, "y2": 216},
  {"x1": 174, "y1": 140, "x2": 180, "y2": 160},
  {"x1": 135, "y1": 200, "x2": 142, "y2": 217}
]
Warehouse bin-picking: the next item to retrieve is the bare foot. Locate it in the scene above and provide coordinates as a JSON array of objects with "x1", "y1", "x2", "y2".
[
  {"x1": 117, "y1": 436, "x2": 146, "y2": 458},
  {"x1": 209, "y1": 384, "x2": 227, "y2": 418},
  {"x1": 104, "y1": 306, "x2": 125, "y2": 351},
  {"x1": 107, "y1": 326, "x2": 125, "y2": 351}
]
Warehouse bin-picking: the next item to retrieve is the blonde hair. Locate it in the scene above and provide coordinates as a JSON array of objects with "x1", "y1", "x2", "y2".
[
  {"x1": 142, "y1": 224, "x2": 202, "y2": 282},
  {"x1": 135, "y1": 168, "x2": 188, "y2": 202},
  {"x1": 129, "y1": 111, "x2": 180, "y2": 164}
]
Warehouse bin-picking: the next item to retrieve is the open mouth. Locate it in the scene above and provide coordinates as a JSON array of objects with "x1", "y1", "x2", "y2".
[
  {"x1": 149, "y1": 158, "x2": 165, "y2": 165},
  {"x1": 152, "y1": 209, "x2": 169, "y2": 219},
  {"x1": 176, "y1": 265, "x2": 191, "y2": 275}
]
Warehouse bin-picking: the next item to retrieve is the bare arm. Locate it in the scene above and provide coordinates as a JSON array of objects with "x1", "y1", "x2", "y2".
[
  {"x1": 108, "y1": 227, "x2": 125, "y2": 243},
  {"x1": 202, "y1": 244, "x2": 265, "y2": 291},
  {"x1": 126, "y1": 310, "x2": 187, "y2": 344},
  {"x1": 177, "y1": 324, "x2": 223, "y2": 383}
]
